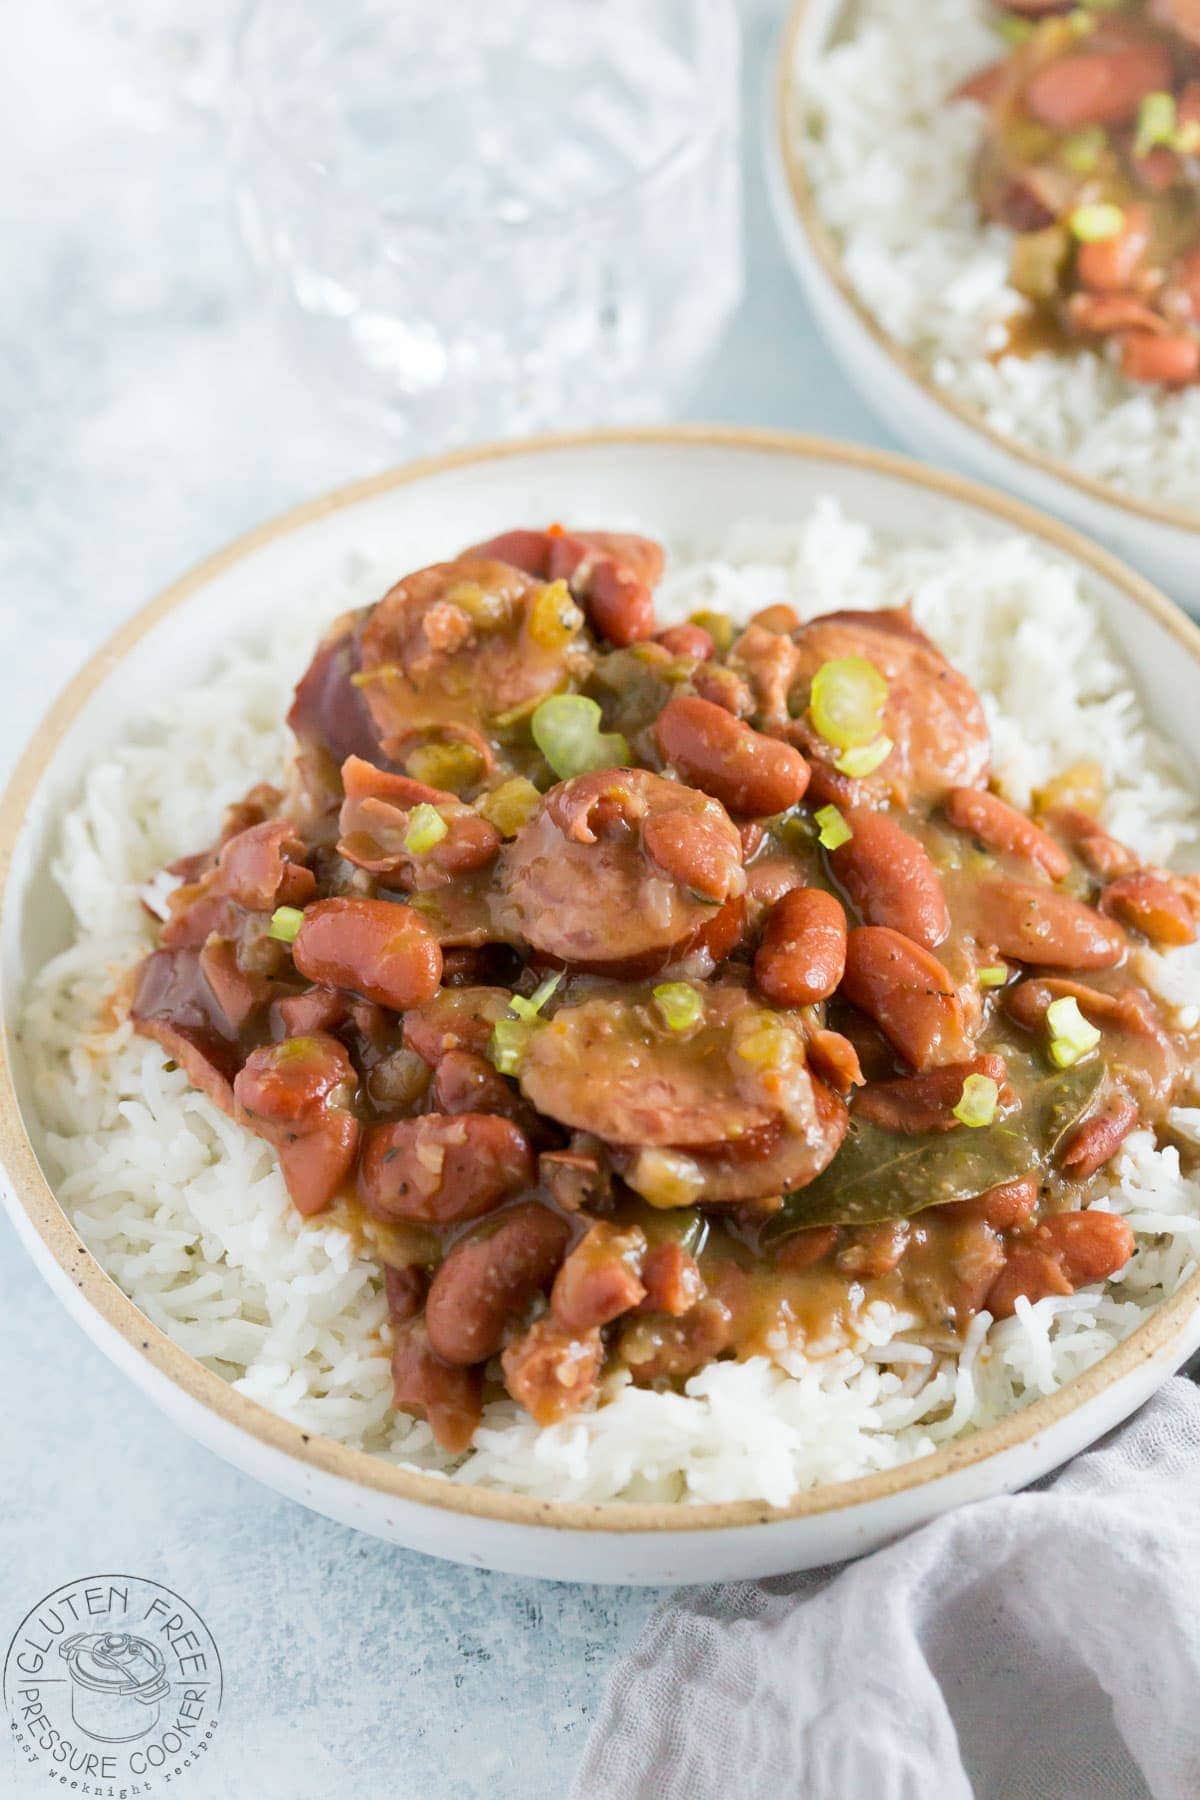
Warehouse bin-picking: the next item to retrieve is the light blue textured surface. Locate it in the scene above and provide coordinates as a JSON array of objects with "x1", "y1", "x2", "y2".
[{"x1": 0, "y1": 5, "x2": 890, "y2": 1796}]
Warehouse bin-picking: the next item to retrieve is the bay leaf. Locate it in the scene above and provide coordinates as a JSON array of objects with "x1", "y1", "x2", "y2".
[{"x1": 765, "y1": 1056, "x2": 1106, "y2": 1237}]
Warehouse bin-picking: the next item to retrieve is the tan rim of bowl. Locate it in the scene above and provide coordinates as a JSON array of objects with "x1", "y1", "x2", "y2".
[
  {"x1": 2, "y1": 426, "x2": 1200, "y2": 1535},
  {"x1": 775, "y1": 0, "x2": 1200, "y2": 539}
]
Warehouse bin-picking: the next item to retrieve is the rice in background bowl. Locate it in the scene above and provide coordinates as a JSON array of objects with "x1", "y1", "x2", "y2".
[
  {"x1": 790, "y1": 0, "x2": 1200, "y2": 517},
  {"x1": 19, "y1": 498, "x2": 1200, "y2": 1509}
]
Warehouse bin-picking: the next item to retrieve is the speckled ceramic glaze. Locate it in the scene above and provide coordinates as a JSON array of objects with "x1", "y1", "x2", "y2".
[
  {"x1": 768, "y1": 0, "x2": 1200, "y2": 612},
  {"x1": 3, "y1": 429, "x2": 1199, "y2": 1582}
]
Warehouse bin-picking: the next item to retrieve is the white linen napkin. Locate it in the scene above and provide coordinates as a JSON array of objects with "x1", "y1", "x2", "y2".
[{"x1": 572, "y1": 1377, "x2": 1200, "y2": 1800}]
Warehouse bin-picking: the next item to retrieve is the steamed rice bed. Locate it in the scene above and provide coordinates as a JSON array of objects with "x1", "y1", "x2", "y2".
[
  {"x1": 19, "y1": 503, "x2": 1200, "y2": 1507},
  {"x1": 795, "y1": 0, "x2": 1200, "y2": 513}
]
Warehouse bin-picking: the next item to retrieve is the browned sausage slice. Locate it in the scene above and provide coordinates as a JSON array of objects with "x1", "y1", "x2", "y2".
[
  {"x1": 357, "y1": 555, "x2": 591, "y2": 752},
  {"x1": 499, "y1": 768, "x2": 744, "y2": 973},
  {"x1": 788, "y1": 609, "x2": 991, "y2": 806},
  {"x1": 518, "y1": 985, "x2": 805, "y2": 1148}
]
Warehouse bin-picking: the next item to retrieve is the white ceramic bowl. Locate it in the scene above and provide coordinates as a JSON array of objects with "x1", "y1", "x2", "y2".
[
  {"x1": 767, "y1": 0, "x2": 1200, "y2": 612},
  {"x1": 3, "y1": 428, "x2": 1200, "y2": 1584}
]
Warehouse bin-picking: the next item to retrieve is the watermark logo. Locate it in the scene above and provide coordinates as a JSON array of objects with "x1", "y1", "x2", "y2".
[{"x1": 5, "y1": 1576, "x2": 222, "y2": 1792}]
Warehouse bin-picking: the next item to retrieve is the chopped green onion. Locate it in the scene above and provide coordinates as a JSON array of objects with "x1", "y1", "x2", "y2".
[
  {"x1": 1046, "y1": 995, "x2": 1102, "y2": 1067},
  {"x1": 997, "y1": 14, "x2": 1033, "y2": 41},
  {"x1": 815, "y1": 804, "x2": 853, "y2": 852},
  {"x1": 653, "y1": 983, "x2": 704, "y2": 1032},
  {"x1": 1069, "y1": 202, "x2": 1124, "y2": 243},
  {"x1": 268, "y1": 905, "x2": 305, "y2": 944},
  {"x1": 530, "y1": 694, "x2": 631, "y2": 780},
  {"x1": 978, "y1": 964, "x2": 1009, "y2": 990},
  {"x1": 1135, "y1": 90, "x2": 1176, "y2": 160},
  {"x1": 509, "y1": 972, "x2": 563, "y2": 1022},
  {"x1": 487, "y1": 1017, "x2": 532, "y2": 1076},
  {"x1": 1061, "y1": 126, "x2": 1107, "y2": 174},
  {"x1": 953, "y1": 1074, "x2": 1000, "y2": 1129},
  {"x1": 809, "y1": 657, "x2": 889, "y2": 751},
  {"x1": 689, "y1": 610, "x2": 735, "y2": 654},
  {"x1": 835, "y1": 735, "x2": 894, "y2": 778},
  {"x1": 404, "y1": 803, "x2": 449, "y2": 856},
  {"x1": 1174, "y1": 118, "x2": 1200, "y2": 155}
]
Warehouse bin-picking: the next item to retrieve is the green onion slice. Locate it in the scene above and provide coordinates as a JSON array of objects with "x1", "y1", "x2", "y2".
[
  {"x1": 530, "y1": 695, "x2": 631, "y2": 780},
  {"x1": 652, "y1": 983, "x2": 704, "y2": 1032},
  {"x1": 978, "y1": 964, "x2": 1009, "y2": 990},
  {"x1": 1046, "y1": 995, "x2": 1102, "y2": 1068},
  {"x1": 1061, "y1": 126, "x2": 1107, "y2": 174},
  {"x1": 835, "y1": 735, "x2": 893, "y2": 779},
  {"x1": 509, "y1": 972, "x2": 563, "y2": 1022},
  {"x1": 809, "y1": 657, "x2": 888, "y2": 751},
  {"x1": 404, "y1": 803, "x2": 449, "y2": 856},
  {"x1": 1069, "y1": 202, "x2": 1124, "y2": 243},
  {"x1": 953, "y1": 1074, "x2": 1000, "y2": 1128},
  {"x1": 1135, "y1": 90, "x2": 1176, "y2": 160},
  {"x1": 487, "y1": 1017, "x2": 531, "y2": 1077},
  {"x1": 815, "y1": 804, "x2": 853, "y2": 852},
  {"x1": 268, "y1": 905, "x2": 305, "y2": 944}
]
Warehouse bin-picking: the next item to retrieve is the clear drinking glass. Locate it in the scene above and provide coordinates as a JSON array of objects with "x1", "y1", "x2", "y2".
[{"x1": 231, "y1": 0, "x2": 742, "y2": 444}]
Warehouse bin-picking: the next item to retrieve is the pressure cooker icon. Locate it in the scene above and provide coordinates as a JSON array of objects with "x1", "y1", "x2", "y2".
[{"x1": 58, "y1": 1631, "x2": 170, "y2": 1742}]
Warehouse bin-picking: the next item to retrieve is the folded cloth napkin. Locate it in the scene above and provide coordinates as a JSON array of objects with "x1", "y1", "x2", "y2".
[{"x1": 572, "y1": 1377, "x2": 1200, "y2": 1800}]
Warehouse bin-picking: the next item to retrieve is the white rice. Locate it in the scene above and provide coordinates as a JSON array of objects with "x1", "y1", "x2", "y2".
[
  {"x1": 795, "y1": 0, "x2": 1200, "y2": 513},
  {"x1": 17, "y1": 505, "x2": 1200, "y2": 1506}
]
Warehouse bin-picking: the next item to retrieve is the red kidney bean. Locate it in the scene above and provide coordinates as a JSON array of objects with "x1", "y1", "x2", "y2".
[
  {"x1": 233, "y1": 1034, "x2": 359, "y2": 1216},
  {"x1": 1044, "y1": 809, "x2": 1138, "y2": 879},
  {"x1": 1099, "y1": 872, "x2": 1197, "y2": 947},
  {"x1": 655, "y1": 694, "x2": 809, "y2": 817},
  {"x1": 1069, "y1": 292, "x2": 1169, "y2": 338},
  {"x1": 754, "y1": 887, "x2": 847, "y2": 1006},
  {"x1": 840, "y1": 927, "x2": 970, "y2": 1070},
  {"x1": 657, "y1": 623, "x2": 715, "y2": 661},
  {"x1": 749, "y1": 602, "x2": 801, "y2": 634},
  {"x1": 1119, "y1": 331, "x2": 1200, "y2": 385},
  {"x1": 390, "y1": 1318, "x2": 482, "y2": 1451},
  {"x1": 358, "y1": 1113, "x2": 533, "y2": 1225},
  {"x1": 939, "y1": 1175, "x2": 1039, "y2": 1231},
  {"x1": 1024, "y1": 40, "x2": 1173, "y2": 130},
  {"x1": 970, "y1": 879, "x2": 1125, "y2": 969},
  {"x1": 584, "y1": 557, "x2": 657, "y2": 646},
  {"x1": 425, "y1": 1202, "x2": 572, "y2": 1364},
  {"x1": 1039, "y1": 1210, "x2": 1135, "y2": 1284},
  {"x1": 293, "y1": 896, "x2": 442, "y2": 1010},
  {"x1": 853, "y1": 1054, "x2": 1012, "y2": 1135},
  {"x1": 551, "y1": 1222, "x2": 647, "y2": 1332},
  {"x1": 943, "y1": 787, "x2": 1071, "y2": 880},
  {"x1": 402, "y1": 986, "x2": 513, "y2": 1065},
  {"x1": 829, "y1": 810, "x2": 950, "y2": 949},
  {"x1": 1058, "y1": 1092, "x2": 1140, "y2": 1179},
  {"x1": 986, "y1": 1245, "x2": 1074, "y2": 1318},
  {"x1": 384, "y1": 1263, "x2": 427, "y2": 1323}
]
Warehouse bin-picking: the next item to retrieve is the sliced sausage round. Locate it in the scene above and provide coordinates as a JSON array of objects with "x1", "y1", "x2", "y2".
[{"x1": 499, "y1": 767, "x2": 744, "y2": 973}]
